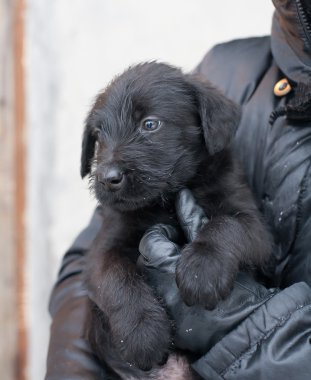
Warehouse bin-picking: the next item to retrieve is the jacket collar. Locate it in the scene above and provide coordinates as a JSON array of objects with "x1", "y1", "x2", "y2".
[{"x1": 271, "y1": 0, "x2": 311, "y2": 83}]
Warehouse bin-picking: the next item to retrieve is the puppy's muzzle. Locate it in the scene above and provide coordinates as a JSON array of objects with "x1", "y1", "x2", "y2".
[{"x1": 97, "y1": 166, "x2": 124, "y2": 191}]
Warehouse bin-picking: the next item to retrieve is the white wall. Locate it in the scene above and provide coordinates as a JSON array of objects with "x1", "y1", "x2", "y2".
[{"x1": 25, "y1": 1, "x2": 274, "y2": 379}]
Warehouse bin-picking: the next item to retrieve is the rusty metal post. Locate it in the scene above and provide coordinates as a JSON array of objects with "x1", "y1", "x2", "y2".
[{"x1": 0, "y1": 0, "x2": 27, "y2": 379}]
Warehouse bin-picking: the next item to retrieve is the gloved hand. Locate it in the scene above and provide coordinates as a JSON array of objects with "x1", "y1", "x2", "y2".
[{"x1": 138, "y1": 188, "x2": 277, "y2": 354}]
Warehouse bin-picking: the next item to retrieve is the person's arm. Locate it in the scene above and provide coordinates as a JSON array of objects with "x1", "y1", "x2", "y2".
[
  {"x1": 280, "y1": 162, "x2": 311, "y2": 288},
  {"x1": 138, "y1": 189, "x2": 311, "y2": 380},
  {"x1": 45, "y1": 207, "x2": 110, "y2": 380},
  {"x1": 192, "y1": 282, "x2": 311, "y2": 380}
]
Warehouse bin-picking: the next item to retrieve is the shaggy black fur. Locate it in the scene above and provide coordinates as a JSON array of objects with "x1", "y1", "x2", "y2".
[{"x1": 81, "y1": 62, "x2": 272, "y2": 379}]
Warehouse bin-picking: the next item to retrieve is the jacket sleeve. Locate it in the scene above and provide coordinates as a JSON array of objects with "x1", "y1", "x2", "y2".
[
  {"x1": 281, "y1": 162, "x2": 311, "y2": 287},
  {"x1": 45, "y1": 207, "x2": 110, "y2": 380},
  {"x1": 191, "y1": 282, "x2": 311, "y2": 380}
]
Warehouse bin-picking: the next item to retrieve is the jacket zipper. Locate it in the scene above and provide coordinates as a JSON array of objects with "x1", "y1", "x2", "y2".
[{"x1": 296, "y1": 0, "x2": 311, "y2": 46}]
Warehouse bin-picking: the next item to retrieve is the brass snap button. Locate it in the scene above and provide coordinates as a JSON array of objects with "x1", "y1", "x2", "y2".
[{"x1": 274, "y1": 78, "x2": 291, "y2": 96}]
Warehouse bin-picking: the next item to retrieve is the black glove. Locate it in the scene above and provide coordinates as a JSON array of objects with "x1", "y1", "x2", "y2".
[{"x1": 138, "y1": 188, "x2": 277, "y2": 354}]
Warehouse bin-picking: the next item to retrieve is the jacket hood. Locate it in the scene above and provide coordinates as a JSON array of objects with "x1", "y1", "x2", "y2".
[{"x1": 271, "y1": 0, "x2": 311, "y2": 83}]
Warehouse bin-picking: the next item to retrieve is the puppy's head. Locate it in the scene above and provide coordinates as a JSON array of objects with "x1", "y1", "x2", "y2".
[{"x1": 81, "y1": 62, "x2": 240, "y2": 211}]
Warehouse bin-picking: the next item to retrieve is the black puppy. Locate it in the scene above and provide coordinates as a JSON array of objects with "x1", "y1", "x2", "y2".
[{"x1": 81, "y1": 62, "x2": 272, "y2": 379}]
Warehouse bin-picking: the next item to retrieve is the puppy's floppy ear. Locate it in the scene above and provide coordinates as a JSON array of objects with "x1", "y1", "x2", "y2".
[
  {"x1": 81, "y1": 91, "x2": 108, "y2": 178},
  {"x1": 186, "y1": 74, "x2": 241, "y2": 155},
  {"x1": 81, "y1": 123, "x2": 96, "y2": 178}
]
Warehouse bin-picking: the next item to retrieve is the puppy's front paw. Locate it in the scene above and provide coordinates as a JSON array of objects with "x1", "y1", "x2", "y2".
[
  {"x1": 112, "y1": 299, "x2": 171, "y2": 371},
  {"x1": 176, "y1": 242, "x2": 238, "y2": 309}
]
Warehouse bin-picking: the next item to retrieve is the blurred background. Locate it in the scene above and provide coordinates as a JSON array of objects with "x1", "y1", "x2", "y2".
[{"x1": 0, "y1": 1, "x2": 274, "y2": 379}]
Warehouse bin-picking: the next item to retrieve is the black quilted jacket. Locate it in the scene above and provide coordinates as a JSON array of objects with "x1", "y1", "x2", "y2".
[
  {"x1": 45, "y1": 1, "x2": 311, "y2": 379},
  {"x1": 196, "y1": 0, "x2": 311, "y2": 289}
]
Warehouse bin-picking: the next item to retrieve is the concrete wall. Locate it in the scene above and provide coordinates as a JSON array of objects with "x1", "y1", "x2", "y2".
[{"x1": 25, "y1": 1, "x2": 274, "y2": 379}]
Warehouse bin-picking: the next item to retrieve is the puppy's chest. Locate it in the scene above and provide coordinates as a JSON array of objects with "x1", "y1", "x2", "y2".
[
  {"x1": 125, "y1": 194, "x2": 216, "y2": 249},
  {"x1": 132, "y1": 206, "x2": 181, "y2": 235},
  {"x1": 121, "y1": 207, "x2": 183, "y2": 260},
  {"x1": 108, "y1": 193, "x2": 219, "y2": 262}
]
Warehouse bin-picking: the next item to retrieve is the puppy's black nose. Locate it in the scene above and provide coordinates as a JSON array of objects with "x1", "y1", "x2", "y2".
[{"x1": 97, "y1": 167, "x2": 124, "y2": 191}]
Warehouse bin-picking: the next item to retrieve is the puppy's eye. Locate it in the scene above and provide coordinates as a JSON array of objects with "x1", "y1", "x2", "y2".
[{"x1": 142, "y1": 119, "x2": 162, "y2": 132}]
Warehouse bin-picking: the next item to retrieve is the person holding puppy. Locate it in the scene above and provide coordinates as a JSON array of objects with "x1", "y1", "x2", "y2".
[{"x1": 46, "y1": 0, "x2": 311, "y2": 379}]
